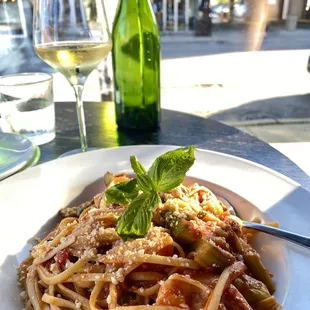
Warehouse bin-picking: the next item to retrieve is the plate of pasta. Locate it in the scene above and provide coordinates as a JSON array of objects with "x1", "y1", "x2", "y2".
[{"x1": 0, "y1": 145, "x2": 310, "y2": 310}]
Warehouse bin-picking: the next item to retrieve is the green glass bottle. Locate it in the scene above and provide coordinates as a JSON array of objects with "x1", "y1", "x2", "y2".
[{"x1": 112, "y1": 0, "x2": 161, "y2": 131}]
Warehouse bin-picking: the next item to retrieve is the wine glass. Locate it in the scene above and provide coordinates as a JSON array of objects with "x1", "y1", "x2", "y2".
[{"x1": 33, "y1": 0, "x2": 112, "y2": 156}]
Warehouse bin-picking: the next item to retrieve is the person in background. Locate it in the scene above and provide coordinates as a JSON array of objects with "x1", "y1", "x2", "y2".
[
  {"x1": 152, "y1": 0, "x2": 158, "y2": 14},
  {"x1": 151, "y1": 0, "x2": 162, "y2": 29}
]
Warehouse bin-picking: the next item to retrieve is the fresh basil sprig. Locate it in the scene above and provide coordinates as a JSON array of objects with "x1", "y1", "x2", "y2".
[
  {"x1": 147, "y1": 145, "x2": 196, "y2": 192},
  {"x1": 130, "y1": 156, "x2": 146, "y2": 174},
  {"x1": 106, "y1": 146, "x2": 196, "y2": 240},
  {"x1": 136, "y1": 174, "x2": 156, "y2": 193},
  {"x1": 105, "y1": 179, "x2": 138, "y2": 205},
  {"x1": 116, "y1": 192, "x2": 161, "y2": 240}
]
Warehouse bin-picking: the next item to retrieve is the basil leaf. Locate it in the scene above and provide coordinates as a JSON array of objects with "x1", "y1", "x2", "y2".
[
  {"x1": 105, "y1": 179, "x2": 138, "y2": 205},
  {"x1": 136, "y1": 173, "x2": 156, "y2": 193},
  {"x1": 131, "y1": 155, "x2": 155, "y2": 192},
  {"x1": 116, "y1": 192, "x2": 161, "y2": 240},
  {"x1": 147, "y1": 146, "x2": 196, "y2": 192},
  {"x1": 130, "y1": 156, "x2": 146, "y2": 174}
]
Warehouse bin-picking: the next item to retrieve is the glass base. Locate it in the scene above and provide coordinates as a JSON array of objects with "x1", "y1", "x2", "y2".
[
  {"x1": 30, "y1": 132, "x2": 56, "y2": 146},
  {"x1": 59, "y1": 147, "x2": 100, "y2": 158}
]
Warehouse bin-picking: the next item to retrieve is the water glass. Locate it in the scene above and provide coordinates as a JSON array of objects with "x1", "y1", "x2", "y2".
[{"x1": 0, "y1": 73, "x2": 55, "y2": 145}]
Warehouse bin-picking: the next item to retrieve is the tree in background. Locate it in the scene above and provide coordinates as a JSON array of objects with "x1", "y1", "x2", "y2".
[{"x1": 229, "y1": 0, "x2": 234, "y2": 22}]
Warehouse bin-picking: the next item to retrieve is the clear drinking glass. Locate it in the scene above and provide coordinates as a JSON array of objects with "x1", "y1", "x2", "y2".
[
  {"x1": 0, "y1": 73, "x2": 55, "y2": 146},
  {"x1": 33, "y1": 0, "x2": 112, "y2": 156}
]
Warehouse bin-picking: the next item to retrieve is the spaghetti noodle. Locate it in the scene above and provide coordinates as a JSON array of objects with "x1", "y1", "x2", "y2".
[{"x1": 19, "y1": 173, "x2": 282, "y2": 310}]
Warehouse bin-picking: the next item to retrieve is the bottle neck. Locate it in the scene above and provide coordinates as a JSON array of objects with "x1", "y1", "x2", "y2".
[
  {"x1": 124, "y1": 0, "x2": 149, "y2": 4},
  {"x1": 121, "y1": 0, "x2": 150, "y2": 10}
]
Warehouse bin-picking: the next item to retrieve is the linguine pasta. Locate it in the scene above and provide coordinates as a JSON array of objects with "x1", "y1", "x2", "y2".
[{"x1": 19, "y1": 172, "x2": 282, "y2": 310}]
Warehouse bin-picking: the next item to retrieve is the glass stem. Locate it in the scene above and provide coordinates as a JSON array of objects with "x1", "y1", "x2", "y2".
[{"x1": 73, "y1": 84, "x2": 88, "y2": 152}]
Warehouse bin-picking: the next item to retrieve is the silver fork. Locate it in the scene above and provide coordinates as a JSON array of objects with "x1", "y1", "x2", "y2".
[{"x1": 217, "y1": 195, "x2": 310, "y2": 249}]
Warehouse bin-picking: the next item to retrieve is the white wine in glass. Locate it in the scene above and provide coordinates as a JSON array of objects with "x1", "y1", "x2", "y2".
[{"x1": 33, "y1": 0, "x2": 112, "y2": 155}]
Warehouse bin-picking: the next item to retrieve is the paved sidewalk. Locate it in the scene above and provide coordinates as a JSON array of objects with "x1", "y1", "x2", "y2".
[
  {"x1": 160, "y1": 28, "x2": 310, "y2": 175},
  {"x1": 161, "y1": 28, "x2": 310, "y2": 58},
  {"x1": 160, "y1": 49, "x2": 310, "y2": 120},
  {"x1": 161, "y1": 28, "x2": 310, "y2": 44},
  {"x1": 159, "y1": 28, "x2": 310, "y2": 150}
]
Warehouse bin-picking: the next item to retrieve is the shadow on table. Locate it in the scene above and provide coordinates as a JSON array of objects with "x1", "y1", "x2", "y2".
[
  {"x1": 52, "y1": 103, "x2": 242, "y2": 152},
  {"x1": 209, "y1": 93, "x2": 310, "y2": 124},
  {"x1": 39, "y1": 103, "x2": 310, "y2": 190}
]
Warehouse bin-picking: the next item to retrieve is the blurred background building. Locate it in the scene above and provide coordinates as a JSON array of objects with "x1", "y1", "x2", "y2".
[{"x1": 0, "y1": 0, "x2": 309, "y2": 39}]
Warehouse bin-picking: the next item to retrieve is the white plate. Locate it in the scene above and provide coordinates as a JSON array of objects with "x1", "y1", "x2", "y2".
[{"x1": 1, "y1": 145, "x2": 310, "y2": 309}]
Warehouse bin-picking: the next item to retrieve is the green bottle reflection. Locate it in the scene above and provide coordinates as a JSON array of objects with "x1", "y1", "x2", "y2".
[{"x1": 112, "y1": 0, "x2": 161, "y2": 131}]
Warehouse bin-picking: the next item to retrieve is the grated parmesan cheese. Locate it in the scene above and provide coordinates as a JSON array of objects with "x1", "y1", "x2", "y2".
[
  {"x1": 20, "y1": 291, "x2": 26, "y2": 299},
  {"x1": 107, "y1": 294, "x2": 111, "y2": 304},
  {"x1": 75, "y1": 300, "x2": 82, "y2": 308}
]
